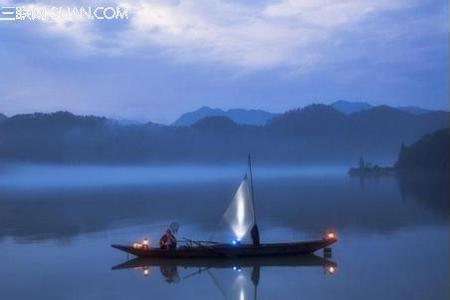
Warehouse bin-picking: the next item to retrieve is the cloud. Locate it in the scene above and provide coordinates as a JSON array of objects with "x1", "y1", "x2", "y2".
[
  {"x1": 117, "y1": 0, "x2": 408, "y2": 69},
  {"x1": 1, "y1": 0, "x2": 446, "y2": 71}
]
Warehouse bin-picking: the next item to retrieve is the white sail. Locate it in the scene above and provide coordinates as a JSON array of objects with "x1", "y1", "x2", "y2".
[{"x1": 222, "y1": 175, "x2": 255, "y2": 241}]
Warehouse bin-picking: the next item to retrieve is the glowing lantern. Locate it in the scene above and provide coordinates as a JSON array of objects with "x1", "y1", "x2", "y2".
[
  {"x1": 325, "y1": 230, "x2": 337, "y2": 240},
  {"x1": 133, "y1": 243, "x2": 143, "y2": 249}
]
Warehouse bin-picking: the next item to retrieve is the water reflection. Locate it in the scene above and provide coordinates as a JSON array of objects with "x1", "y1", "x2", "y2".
[
  {"x1": 397, "y1": 173, "x2": 449, "y2": 213},
  {"x1": 112, "y1": 254, "x2": 337, "y2": 299}
]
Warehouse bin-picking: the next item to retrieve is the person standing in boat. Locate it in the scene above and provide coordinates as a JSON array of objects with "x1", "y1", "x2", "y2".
[{"x1": 160, "y1": 229, "x2": 177, "y2": 250}]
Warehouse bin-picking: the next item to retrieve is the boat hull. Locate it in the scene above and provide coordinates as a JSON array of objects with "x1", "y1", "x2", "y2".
[{"x1": 111, "y1": 238, "x2": 336, "y2": 259}]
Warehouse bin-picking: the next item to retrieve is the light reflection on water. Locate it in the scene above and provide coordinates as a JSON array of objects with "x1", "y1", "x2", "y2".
[{"x1": 0, "y1": 165, "x2": 447, "y2": 299}]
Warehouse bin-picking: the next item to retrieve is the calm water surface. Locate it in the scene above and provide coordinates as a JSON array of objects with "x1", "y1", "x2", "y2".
[{"x1": 0, "y1": 165, "x2": 448, "y2": 299}]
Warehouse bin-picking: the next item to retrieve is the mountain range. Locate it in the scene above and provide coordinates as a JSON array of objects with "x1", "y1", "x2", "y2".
[
  {"x1": 173, "y1": 101, "x2": 436, "y2": 126},
  {"x1": 0, "y1": 103, "x2": 447, "y2": 164},
  {"x1": 173, "y1": 106, "x2": 277, "y2": 126},
  {"x1": 330, "y1": 100, "x2": 433, "y2": 115}
]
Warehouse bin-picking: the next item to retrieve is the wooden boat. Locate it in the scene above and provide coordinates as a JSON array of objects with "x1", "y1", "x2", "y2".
[
  {"x1": 112, "y1": 155, "x2": 337, "y2": 259},
  {"x1": 111, "y1": 238, "x2": 336, "y2": 258}
]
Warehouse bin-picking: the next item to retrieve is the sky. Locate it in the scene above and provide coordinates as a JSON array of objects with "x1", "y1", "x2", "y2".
[{"x1": 0, "y1": 0, "x2": 448, "y2": 124}]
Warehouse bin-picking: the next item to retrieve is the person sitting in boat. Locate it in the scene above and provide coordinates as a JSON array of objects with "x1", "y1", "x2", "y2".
[{"x1": 160, "y1": 229, "x2": 177, "y2": 250}]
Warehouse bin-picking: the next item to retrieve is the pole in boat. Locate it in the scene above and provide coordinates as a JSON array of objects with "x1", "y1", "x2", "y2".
[{"x1": 248, "y1": 153, "x2": 260, "y2": 246}]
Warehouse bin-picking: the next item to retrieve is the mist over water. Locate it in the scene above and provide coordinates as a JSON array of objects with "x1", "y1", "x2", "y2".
[
  {"x1": 0, "y1": 164, "x2": 346, "y2": 189},
  {"x1": 0, "y1": 164, "x2": 447, "y2": 299}
]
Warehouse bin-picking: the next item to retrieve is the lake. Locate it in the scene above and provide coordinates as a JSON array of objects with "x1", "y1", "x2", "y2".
[{"x1": 0, "y1": 164, "x2": 448, "y2": 299}]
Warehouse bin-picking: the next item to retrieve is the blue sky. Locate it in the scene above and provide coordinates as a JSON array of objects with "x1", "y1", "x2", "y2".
[{"x1": 0, "y1": 0, "x2": 448, "y2": 124}]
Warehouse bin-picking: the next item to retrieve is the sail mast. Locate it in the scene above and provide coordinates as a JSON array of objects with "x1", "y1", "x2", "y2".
[
  {"x1": 248, "y1": 153, "x2": 260, "y2": 246},
  {"x1": 248, "y1": 153, "x2": 257, "y2": 223}
]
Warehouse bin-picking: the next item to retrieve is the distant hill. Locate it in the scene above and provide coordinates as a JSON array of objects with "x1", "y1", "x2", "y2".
[
  {"x1": 175, "y1": 103, "x2": 439, "y2": 126},
  {"x1": 0, "y1": 106, "x2": 448, "y2": 164},
  {"x1": 173, "y1": 106, "x2": 278, "y2": 126},
  {"x1": 265, "y1": 104, "x2": 448, "y2": 163},
  {"x1": 192, "y1": 116, "x2": 239, "y2": 130},
  {"x1": 396, "y1": 129, "x2": 449, "y2": 174},
  {"x1": 396, "y1": 106, "x2": 432, "y2": 115},
  {"x1": 330, "y1": 100, "x2": 372, "y2": 114},
  {"x1": 330, "y1": 100, "x2": 435, "y2": 115},
  {"x1": 0, "y1": 113, "x2": 7, "y2": 122},
  {"x1": 395, "y1": 129, "x2": 448, "y2": 213}
]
